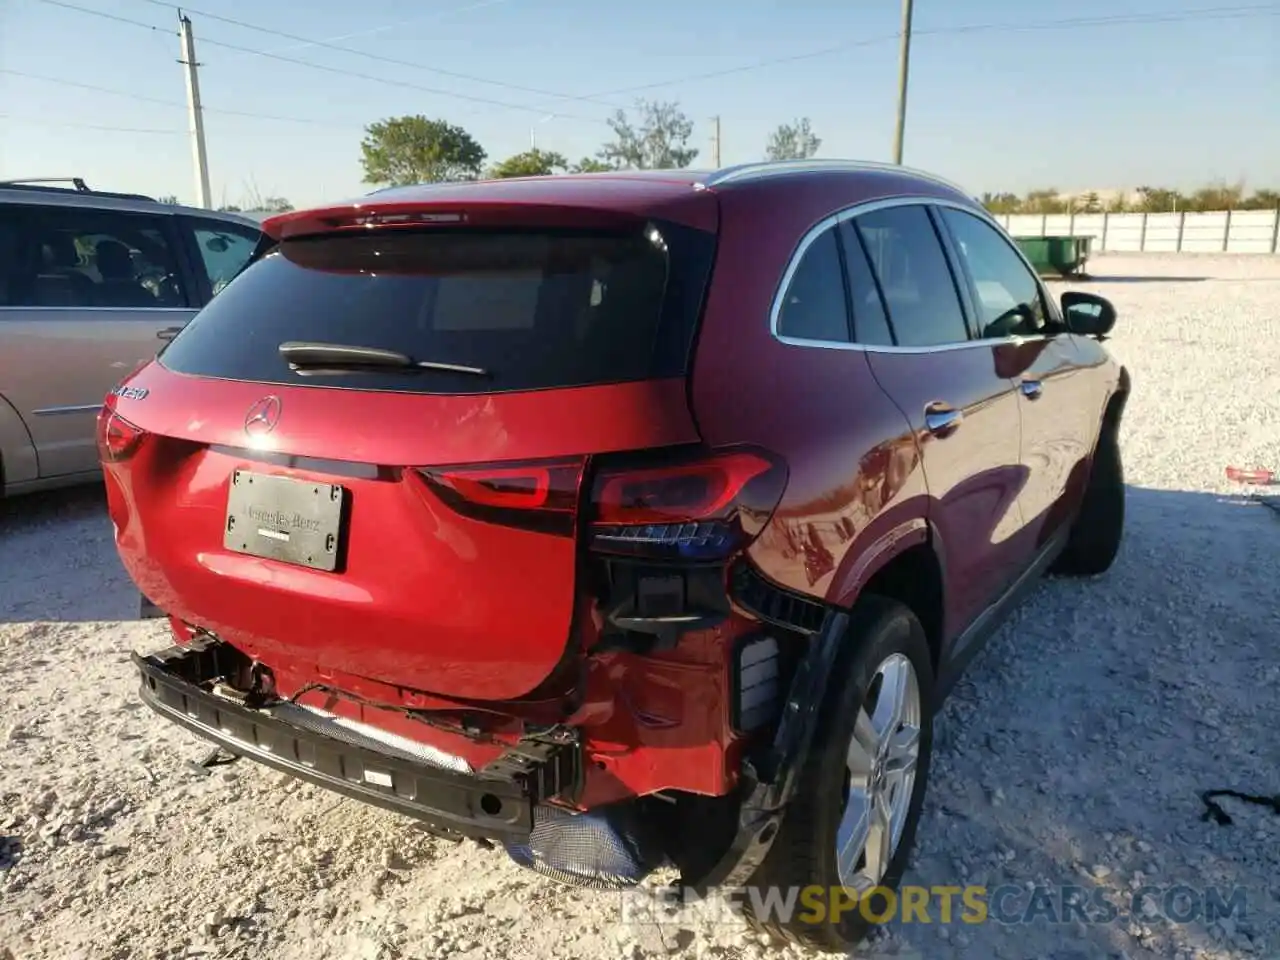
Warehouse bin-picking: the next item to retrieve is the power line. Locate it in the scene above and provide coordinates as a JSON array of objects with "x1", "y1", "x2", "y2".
[
  {"x1": 0, "y1": 69, "x2": 180, "y2": 108},
  {"x1": 36, "y1": 0, "x2": 608, "y2": 122},
  {"x1": 586, "y1": 3, "x2": 1280, "y2": 99},
  {"x1": 127, "y1": 0, "x2": 619, "y2": 108},
  {"x1": 30, "y1": 0, "x2": 1280, "y2": 122},
  {"x1": 35, "y1": 0, "x2": 173, "y2": 34},
  {"x1": 0, "y1": 69, "x2": 365, "y2": 128},
  {"x1": 916, "y1": 3, "x2": 1279, "y2": 38},
  {"x1": 190, "y1": 34, "x2": 609, "y2": 123},
  {"x1": 259, "y1": 0, "x2": 514, "y2": 56},
  {"x1": 0, "y1": 113, "x2": 181, "y2": 135}
]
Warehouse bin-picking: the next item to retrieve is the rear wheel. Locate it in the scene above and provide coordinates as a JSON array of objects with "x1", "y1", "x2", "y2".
[
  {"x1": 741, "y1": 596, "x2": 935, "y2": 950},
  {"x1": 1051, "y1": 427, "x2": 1124, "y2": 576}
]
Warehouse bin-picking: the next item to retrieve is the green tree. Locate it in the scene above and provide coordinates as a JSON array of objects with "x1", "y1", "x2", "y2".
[
  {"x1": 571, "y1": 157, "x2": 613, "y2": 174},
  {"x1": 157, "y1": 194, "x2": 180, "y2": 205},
  {"x1": 1189, "y1": 181, "x2": 1244, "y2": 211},
  {"x1": 360, "y1": 115, "x2": 487, "y2": 186},
  {"x1": 1241, "y1": 188, "x2": 1280, "y2": 210},
  {"x1": 1022, "y1": 189, "x2": 1068, "y2": 214},
  {"x1": 765, "y1": 117, "x2": 821, "y2": 162},
  {"x1": 980, "y1": 192, "x2": 1022, "y2": 214},
  {"x1": 218, "y1": 204, "x2": 243, "y2": 213},
  {"x1": 488, "y1": 148, "x2": 569, "y2": 179},
  {"x1": 597, "y1": 100, "x2": 698, "y2": 170},
  {"x1": 976, "y1": 182, "x2": 1278, "y2": 215},
  {"x1": 1135, "y1": 186, "x2": 1186, "y2": 213},
  {"x1": 258, "y1": 196, "x2": 294, "y2": 213},
  {"x1": 1107, "y1": 193, "x2": 1133, "y2": 213}
]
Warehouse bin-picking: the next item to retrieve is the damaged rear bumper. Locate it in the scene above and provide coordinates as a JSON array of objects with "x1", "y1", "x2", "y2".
[{"x1": 133, "y1": 637, "x2": 580, "y2": 843}]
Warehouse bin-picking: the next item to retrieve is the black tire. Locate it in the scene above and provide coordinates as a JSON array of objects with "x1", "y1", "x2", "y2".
[
  {"x1": 741, "y1": 596, "x2": 935, "y2": 950},
  {"x1": 1051, "y1": 427, "x2": 1124, "y2": 576}
]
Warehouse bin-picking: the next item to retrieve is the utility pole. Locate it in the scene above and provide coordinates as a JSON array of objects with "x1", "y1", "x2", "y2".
[
  {"x1": 711, "y1": 116, "x2": 721, "y2": 168},
  {"x1": 178, "y1": 12, "x2": 212, "y2": 209},
  {"x1": 891, "y1": 0, "x2": 914, "y2": 165}
]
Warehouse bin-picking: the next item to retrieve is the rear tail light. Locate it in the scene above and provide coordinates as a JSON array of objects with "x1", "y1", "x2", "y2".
[
  {"x1": 96, "y1": 409, "x2": 147, "y2": 463},
  {"x1": 416, "y1": 447, "x2": 787, "y2": 562},
  {"x1": 588, "y1": 449, "x2": 787, "y2": 561},
  {"x1": 417, "y1": 459, "x2": 583, "y2": 536}
]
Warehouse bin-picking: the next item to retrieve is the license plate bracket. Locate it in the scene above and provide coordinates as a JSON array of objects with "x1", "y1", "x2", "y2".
[{"x1": 224, "y1": 470, "x2": 347, "y2": 572}]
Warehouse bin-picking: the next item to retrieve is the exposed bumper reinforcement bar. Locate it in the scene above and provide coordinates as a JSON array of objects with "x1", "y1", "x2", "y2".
[{"x1": 133, "y1": 637, "x2": 580, "y2": 842}]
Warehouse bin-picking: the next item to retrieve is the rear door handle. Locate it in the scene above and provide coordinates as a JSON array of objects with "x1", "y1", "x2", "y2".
[
  {"x1": 157, "y1": 325, "x2": 185, "y2": 341},
  {"x1": 924, "y1": 402, "x2": 963, "y2": 437},
  {"x1": 1020, "y1": 379, "x2": 1043, "y2": 399}
]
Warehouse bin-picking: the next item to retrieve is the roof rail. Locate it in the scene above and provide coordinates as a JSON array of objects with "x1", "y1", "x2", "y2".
[
  {"x1": 706, "y1": 159, "x2": 971, "y2": 197},
  {"x1": 1, "y1": 177, "x2": 93, "y2": 192},
  {"x1": 0, "y1": 177, "x2": 157, "y2": 203}
]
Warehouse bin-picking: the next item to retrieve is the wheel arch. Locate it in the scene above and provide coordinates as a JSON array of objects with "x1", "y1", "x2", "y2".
[
  {"x1": 1101, "y1": 364, "x2": 1131, "y2": 440},
  {"x1": 0, "y1": 392, "x2": 39, "y2": 492},
  {"x1": 841, "y1": 520, "x2": 947, "y2": 670}
]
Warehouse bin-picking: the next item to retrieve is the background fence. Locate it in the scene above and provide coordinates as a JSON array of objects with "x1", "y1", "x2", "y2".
[{"x1": 994, "y1": 209, "x2": 1280, "y2": 254}]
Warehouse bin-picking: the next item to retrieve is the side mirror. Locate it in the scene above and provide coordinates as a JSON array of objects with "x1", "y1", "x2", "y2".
[
  {"x1": 1060, "y1": 291, "x2": 1116, "y2": 339},
  {"x1": 205, "y1": 236, "x2": 230, "y2": 253}
]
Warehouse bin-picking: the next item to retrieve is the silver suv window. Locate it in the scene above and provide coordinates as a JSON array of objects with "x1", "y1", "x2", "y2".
[
  {"x1": 0, "y1": 206, "x2": 188, "y2": 309},
  {"x1": 190, "y1": 221, "x2": 261, "y2": 297}
]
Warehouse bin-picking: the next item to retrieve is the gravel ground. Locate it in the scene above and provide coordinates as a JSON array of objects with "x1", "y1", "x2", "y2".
[{"x1": 2, "y1": 252, "x2": 1278, "y2": 960}]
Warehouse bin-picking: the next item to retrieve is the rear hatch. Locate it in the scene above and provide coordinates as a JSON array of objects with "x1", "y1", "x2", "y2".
[{"x1": 104, "y1": 193, "x2": 718, "y2": 701}]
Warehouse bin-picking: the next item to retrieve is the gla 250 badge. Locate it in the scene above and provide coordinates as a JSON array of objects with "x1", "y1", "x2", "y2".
[{"x1": 109, "y1": 385, "x2": 149, "y2": 401}]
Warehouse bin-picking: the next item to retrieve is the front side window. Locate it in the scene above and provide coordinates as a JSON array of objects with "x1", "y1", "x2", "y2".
[
  {"x1": 939, "y1": 208, "x2": 1049, "y2": 339},
  {"x1": 0, "y1": 207, "x2": 187, "y2": 309},
  {"x1": 776, "y1": 226, "x2": 851, "y2": 343},
  {"x1": 190, "y1": 222, "x2": 262, "y2": 297},
  {"x1": 854, "y1": 205, "x2": 969, "y2": 348}
]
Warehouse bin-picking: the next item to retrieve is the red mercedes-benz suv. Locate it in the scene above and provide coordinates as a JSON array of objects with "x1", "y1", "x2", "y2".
[{"x1": 101, "y1": 161, "x2": 1128, "y2": 949}]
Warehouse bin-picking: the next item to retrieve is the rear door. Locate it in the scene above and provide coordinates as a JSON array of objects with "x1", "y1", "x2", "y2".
[
  {"x1": 107, "y1": 213, "x2": 718, "y2": 701},
  {"x1": 849, "y1": 202, "x2": 1028, "y2": 643},
  {"x1": 935, "y1": 206, "x2": 1096, "y2": 550},
  {"x1": 0, "y1": 203, "x2": 198, "y2": 478}
]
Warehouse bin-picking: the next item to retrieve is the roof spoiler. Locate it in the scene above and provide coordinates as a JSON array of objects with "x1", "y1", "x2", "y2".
[{"x1": 261, "y1": 201, "x2": 651, "y2": 242}]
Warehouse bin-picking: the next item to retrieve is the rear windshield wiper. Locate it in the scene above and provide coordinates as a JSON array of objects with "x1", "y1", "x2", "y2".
[{"x1": 278, "y1": 341, "x2": 489, "y2": 377}]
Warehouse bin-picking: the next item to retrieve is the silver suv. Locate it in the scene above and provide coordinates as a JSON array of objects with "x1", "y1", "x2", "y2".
[{"x1": 0, "y1": 178, "x2": 264, "y2": 496}]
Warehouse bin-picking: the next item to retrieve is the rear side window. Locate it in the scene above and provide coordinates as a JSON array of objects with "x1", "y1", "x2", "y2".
[
  {"x1": 838, "y1": 221, "x2": 895, "y2": 347},
  {"x1": 854, "y1": 205, "x2": 969, "y2": 348},
  {"x1": 160, "y1": 222, "x2": 715, "y2": 394},
  {"x1": 0, "y1": 211, "x2": 22, "y2": 306},
  {"x1": 775, "y1": 227, "x2": 850, "y2": 343},
  {"x1": 0, "y1": 206, "x2": 188, "y2": 309}
]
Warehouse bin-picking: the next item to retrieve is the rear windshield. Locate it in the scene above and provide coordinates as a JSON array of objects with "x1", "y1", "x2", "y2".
[{"x1": 160, "y1": 221, "x2": 716, "y2": 394}]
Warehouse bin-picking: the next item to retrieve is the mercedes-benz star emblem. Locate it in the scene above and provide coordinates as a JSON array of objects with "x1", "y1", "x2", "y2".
[{"x1": 244, "y1": 396, "x2": 282, "y2": 436}]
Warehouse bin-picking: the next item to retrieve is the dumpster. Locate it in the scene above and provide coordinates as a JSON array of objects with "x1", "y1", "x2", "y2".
[{"x1": 1013, "y1": 235, "x2": 1092, "y2": 279}]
